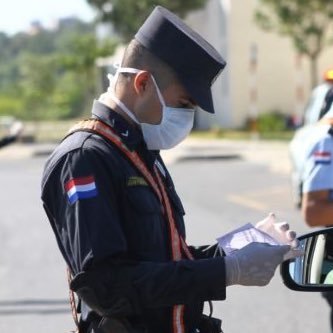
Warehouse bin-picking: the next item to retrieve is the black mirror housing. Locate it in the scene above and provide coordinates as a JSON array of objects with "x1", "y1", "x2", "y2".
[{"x1": 281, "y1": 227, "x2": 333, "y2": 291}]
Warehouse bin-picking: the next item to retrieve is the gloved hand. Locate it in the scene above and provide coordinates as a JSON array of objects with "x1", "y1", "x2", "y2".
[
  {"x1": 255, "y1": 212, "x2": 299, "y2": 248},
  {"x1": 224, "y1": 242, "x2": 290, "y2": 286}
]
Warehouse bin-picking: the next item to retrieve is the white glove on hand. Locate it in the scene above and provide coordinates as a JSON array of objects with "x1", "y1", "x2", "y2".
[
  {"x1": 255, "y1": 212, "x2": 299, "y2": 248},
  {"x1": 224, "y1": 242, "x2": 290, "y2": 286}
]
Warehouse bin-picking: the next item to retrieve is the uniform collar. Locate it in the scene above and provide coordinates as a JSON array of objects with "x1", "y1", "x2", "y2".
[
  {"x1": 91, "y1": 100, "x2": 144, "y2": 150},
  {"x1": 91, "y1": 100, "x2": 161, "y2": 171}
]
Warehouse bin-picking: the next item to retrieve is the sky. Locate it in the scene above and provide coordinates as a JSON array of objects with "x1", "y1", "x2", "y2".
[{"x1": 0, "y1": 0, "x2": 97, "y2": 35}]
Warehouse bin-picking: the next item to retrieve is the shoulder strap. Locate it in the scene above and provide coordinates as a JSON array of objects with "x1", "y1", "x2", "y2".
[
  {"x1": 69, "y1": 119, "x2": 193, "y2": 333},
  {"x1": 69, "y1": 119, "x2": 163, "y2": 202}
]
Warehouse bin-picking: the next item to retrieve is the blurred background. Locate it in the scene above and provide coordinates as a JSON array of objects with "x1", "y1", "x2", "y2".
[
  {"x1": 0, "y1": 1, "x2": 333, "y2": 332},
  {"x1": 0, "y1": 0, "x2": 332, "y2": 141}
]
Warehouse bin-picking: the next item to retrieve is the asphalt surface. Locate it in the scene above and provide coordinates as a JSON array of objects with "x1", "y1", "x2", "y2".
[{"x1": 0, "y1": 137, "x2": 292, "y2": 174}]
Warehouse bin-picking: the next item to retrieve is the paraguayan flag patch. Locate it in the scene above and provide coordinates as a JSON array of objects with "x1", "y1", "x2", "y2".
[
  {"x1": 313, "y1": 151, "x2": 332, "y2": 164},
  {"x1": 65, "y1": 175, "x2": 98, "y2": 204}
]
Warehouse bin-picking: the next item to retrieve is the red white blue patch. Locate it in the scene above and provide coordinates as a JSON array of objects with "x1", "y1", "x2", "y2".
[
  {"x1": 313, "y1": 151, "x2": 332, "y2": 164},
  {"x1": 64, "y1": 175, "x2": 98, "y2": 204}
]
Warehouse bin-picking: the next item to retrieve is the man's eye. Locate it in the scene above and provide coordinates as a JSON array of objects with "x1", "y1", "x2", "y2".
[{"x1": 179, "y1": 102, "x2": 191, "y2": 108}]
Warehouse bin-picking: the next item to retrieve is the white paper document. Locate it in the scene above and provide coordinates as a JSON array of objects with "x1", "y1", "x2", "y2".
[{"x1": 217, "y1": 223, "x2": 304, "y2": 260}]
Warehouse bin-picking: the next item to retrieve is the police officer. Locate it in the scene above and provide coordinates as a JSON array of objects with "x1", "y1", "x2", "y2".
[
  {"x1": 41, "y1": 6, "x2": 294, "y2": 333},
  {"x1": 302, "y1": 86, "x2": 333, "y2": 332},
  {"x1": 302, "y1": 88, "x2": 333, "y2": 227}
]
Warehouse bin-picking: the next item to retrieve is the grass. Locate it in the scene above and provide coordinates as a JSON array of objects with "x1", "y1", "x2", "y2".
[
  {"x1": 190, "y1": 129, "x2": 295, "y2": 141},
  {"x1": 20, "y1": 120, "x2": 78, "y2": 143},
  {"x1": 17, "y1": 120, "x2": 296, "y2": 143}
]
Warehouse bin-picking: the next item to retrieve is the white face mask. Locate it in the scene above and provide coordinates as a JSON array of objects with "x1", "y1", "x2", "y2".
[{"x1": 107, "y1": 67, "x2": 195, "y2": 150}]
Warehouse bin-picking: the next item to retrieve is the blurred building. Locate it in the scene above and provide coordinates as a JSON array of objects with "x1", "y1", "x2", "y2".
[
  {"x1": 186, "y1": 0, "x2": 333, "y2": 129},
  {"x1": 27, "y1": 20, "x2": 43, "y2": 35}
]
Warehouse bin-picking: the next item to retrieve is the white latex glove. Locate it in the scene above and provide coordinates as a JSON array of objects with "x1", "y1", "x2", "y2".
[
  {"x1": 224, "y1": 242, "x2": 290, "y2": 286},
  {"x1": 255, "y1": 212, "x2": 299, "y2": 248}
]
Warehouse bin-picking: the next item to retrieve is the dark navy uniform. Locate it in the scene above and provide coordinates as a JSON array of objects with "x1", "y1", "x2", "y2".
[{"x1": 41, "y1": 101, "x2": 226, "y2": 333}]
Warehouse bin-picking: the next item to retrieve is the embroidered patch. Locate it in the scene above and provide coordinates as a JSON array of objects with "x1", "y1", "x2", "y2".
[
  {"x1": 127, "y1": 176, "x2": 148, "y2": 187},
  {"x1": 64, "y1": 175, "x2": 98, "y2": 204},
  {"x1": 313, "y1": 151, "x2": 331, "y2": 164}
]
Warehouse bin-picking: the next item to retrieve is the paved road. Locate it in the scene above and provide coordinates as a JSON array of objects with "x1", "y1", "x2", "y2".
[
  {"x1": 168, "y1": 148, "x2": 329, "y2": 333},
  {"x1": 0, "y1": 155, "x2": 73, "y2": 332},
  {"x1": 0, "y1": 139, "x2": 330, "y2": 332}
]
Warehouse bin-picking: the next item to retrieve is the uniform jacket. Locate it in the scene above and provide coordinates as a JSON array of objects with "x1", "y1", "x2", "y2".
[
  {"x1": 41, "y1": 100, "x2": 226, "y2": 333},
  {"x1": 302, "y1": 124, "x2": 333, "y2": 194}
]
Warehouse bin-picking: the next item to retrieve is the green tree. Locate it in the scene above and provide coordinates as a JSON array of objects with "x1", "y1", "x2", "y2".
[
  {"x1": 86, "y1": 0, "x2": 208, "y2": 41},
  {"x1": 255, "y1": 0, "x2": 333, "y2": 88},
  {"x1": 56, "y1": 32, "x2": 117, "y2": 115},
  {"x1": 0, "y1": 18, "x2": 117, "y2": 121},
  {"x1": 18, "y1": 53, "x2": 57, "y2": 120}
]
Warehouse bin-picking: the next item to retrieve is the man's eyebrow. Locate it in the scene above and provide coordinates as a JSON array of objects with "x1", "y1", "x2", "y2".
[
  {"x1": 185, "y1": 97, "x2": 197, "y2": 106},
  {"x1": 189, "y1": 98, "x2": 197, "y2": 106},
  {"x1": 180, "y1": 94, "x2": 197, "y2": 106}
]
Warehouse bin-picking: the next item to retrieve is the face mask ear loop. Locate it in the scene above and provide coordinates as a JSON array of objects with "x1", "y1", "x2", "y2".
[
  {"x1": 150, "y1": 75, "x2": 166, "y2": 107},
  {"x1": 105, "y1": 66, "x2": 142, "y2": 125},
  {"x1": 110, "y1": 94, "x2": 140, "y2": 125},
  {"x1": 117, "y1": 67, "x2": 141, "y2": 75},
  {"x1": 116, "y1": 67, "x2": 144, "y2": 94}
]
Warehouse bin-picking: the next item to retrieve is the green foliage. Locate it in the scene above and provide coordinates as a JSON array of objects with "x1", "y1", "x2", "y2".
[
  {"x1": 0, "y1": 18, "x2": 117, "y2": 121},
  {"x1": 57, "y1": 32, "x2": 116, "y2": 72},
  {"x1": 256, "y1": 111, "x2": 287, "y2": 133},
  {"x1": 49, "y1": 71, "x2": 93, "y2": 120},
  {"x1": 255, "y1": 0, "x2": 333, "y2": 87},
  {"x1": 18, "y1": 53, "x2": 57, "y2": 120},
  {"x1": 55, "y1": 32, "x2": 117, "y2": 118},
  {"x1": 87, "y1": 0, "x2": 208, "y2": 41},
  {"x1": 0, "y1": 95, "x2": 23, "y2": 118}
]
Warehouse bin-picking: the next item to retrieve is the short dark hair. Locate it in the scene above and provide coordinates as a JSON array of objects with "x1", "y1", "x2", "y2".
[{"x1": 120, "y1": 39, "x2": 177, "y2": 89}]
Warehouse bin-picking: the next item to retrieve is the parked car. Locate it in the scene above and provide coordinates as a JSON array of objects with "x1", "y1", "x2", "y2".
[
  {"x1": 0, "y1": 116, "x2": 24, "y2": 149},
  {"x1": 0, "y1": 116, "x2": 17, "y2": 136}
]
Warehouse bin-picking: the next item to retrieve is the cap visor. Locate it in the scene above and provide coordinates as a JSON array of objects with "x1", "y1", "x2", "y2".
[{"x1": 182, "y1": 77, "x2": 215, "y2": 114}]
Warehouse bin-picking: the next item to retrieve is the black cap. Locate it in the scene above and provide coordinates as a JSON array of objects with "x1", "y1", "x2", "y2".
[{"x1": 135, "y1": 6, "x2": 226, "y2": 114}]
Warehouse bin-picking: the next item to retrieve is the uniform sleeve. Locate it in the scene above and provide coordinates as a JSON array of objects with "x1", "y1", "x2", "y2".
[
  {"x1": 302, "y1": 136, "x2": 333, "y2": 193},
  {"x1": 42, "y1": 146, "x2": 127, "y2": 273},
  {"x1": 70, "y1": 257, "x2": 226, "y2": 317},
  {"x1": 189, "y1": 244, "x2": 224, "y2": 259}
]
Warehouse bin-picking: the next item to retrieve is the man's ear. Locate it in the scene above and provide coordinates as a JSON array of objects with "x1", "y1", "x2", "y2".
[{"x1": 133, "y1": 71, "x2": 150, "y2": 95}]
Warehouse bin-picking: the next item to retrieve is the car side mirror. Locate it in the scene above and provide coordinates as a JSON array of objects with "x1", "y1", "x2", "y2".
[{"x1": 281, "y1": 227, "x2": 333, "y2": 291}]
